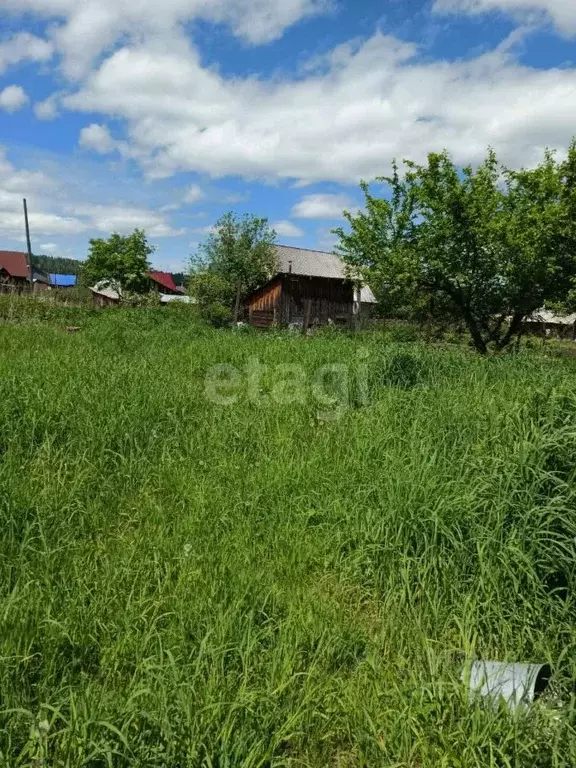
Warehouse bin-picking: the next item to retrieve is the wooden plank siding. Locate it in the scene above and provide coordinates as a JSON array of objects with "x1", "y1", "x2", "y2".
[
  {"x1": 0, "y1": 270, "x2": 30, "y2": 294},
  {"x1": 282, "y1": 275, "x2": 353, "y2": 325},
  {"x1": 246, "y1": 274, "x2": 355, "y2": 328},
  {"x1": 248, "y1": 277, "x2": 283, "y2": 327}
]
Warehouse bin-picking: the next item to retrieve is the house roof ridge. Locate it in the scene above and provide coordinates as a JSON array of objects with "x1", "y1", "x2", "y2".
[{"x1": 277, "y1": 243, "x2": 339, "y2": 256}]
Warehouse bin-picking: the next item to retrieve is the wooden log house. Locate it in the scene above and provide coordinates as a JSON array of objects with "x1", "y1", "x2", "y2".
[
  {"x1": 0, "y1": 251, "x2": 30, "y2": 293},
  {"x1": 245, "y1": 245, "x2": 377, "y2": 328}
]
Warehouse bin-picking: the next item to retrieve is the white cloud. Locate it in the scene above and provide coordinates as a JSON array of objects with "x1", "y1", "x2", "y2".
[
  {"x1": 292, "y1": 194, "x2": 353, "y2": 219},
  {"x1": 0, "y1": 85, "x2": 29, "y2": 112},
  {"x1": 273, "y1": 220, "x2": 304, "y2": 237},
  {"x1": 79, "y1": 123, "x2": 116, "y2": 153},
  {"x1": 190, "y1": 225, "x2": 217, "y2": 237},
  {"x1": 0, "y1": 32, "x2": 53, "y2": 74},
  {"x1": 0, "y1": 149, "x2": 53, "y2": 196},
  {"x1": 434, "y1": 0, "x2": 576, "y2": 35},
  {"x1": 223, "y1": 191, "x2": 250, "y2": 203},
  {"x1": 184, "y1": 184, "x2": 203, "y2": 204},
  {"x1": 34, "y1": 94, "x2": 60, "y2": 120},
  {"x1": 71, "y1": 203, "x2": 184, "y2": 237},
  {"x1": 0, "y1": 207, "x2": 87, "y2": 237},
  {"x1": 56, "y1": 31, "x2": 576, "y2": 185},
  {"x1": 0, "y1": 147, "x2": 181, "y2": 241},
  {"x1": 316, "y1": 226, "x2": 338, "y2": 252},
  {"x1": 1, "y1": 0, "x2": 329, "y2": 77},
  {"x1": 39, "y1": 242, "x2": 58, "y2": 252},
  {"x1": 1, "y1": 1, "x2": 576, "y2": 203}
]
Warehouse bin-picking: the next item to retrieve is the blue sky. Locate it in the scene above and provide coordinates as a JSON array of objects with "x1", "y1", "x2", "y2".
[{"x1": 0, "y1": 0, "x2": 575, "y2": 272}]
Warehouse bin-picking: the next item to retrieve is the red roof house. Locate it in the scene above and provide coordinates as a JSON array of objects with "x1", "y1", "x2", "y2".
[
  {"x1": 0, "y1": 251, "x2": 30, "y2": 286},
  {"x1": 148, "y1": 271, "x2": 180, "y2": 295}
]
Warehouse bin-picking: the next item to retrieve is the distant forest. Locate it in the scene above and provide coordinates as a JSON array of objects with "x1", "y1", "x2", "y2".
[
  {"x1": 32, "y1": 254, "x2": 187, "y2": 286},
  {"x1": 32, "y1": 254, "x2": 84, "y2": 276}
]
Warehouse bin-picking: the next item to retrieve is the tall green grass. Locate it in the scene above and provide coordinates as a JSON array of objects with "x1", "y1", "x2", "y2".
[{"x1": 0, "y1": 310, "x2": 575, "y2": 766}]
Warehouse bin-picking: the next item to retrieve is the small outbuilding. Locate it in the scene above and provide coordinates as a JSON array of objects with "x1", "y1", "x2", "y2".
[
  {"x1": 159, "y1": 294, "x2": 195, "y2": 304},
  {"x1": 245, "y1": 244, "x2": 377, "y2": 328},
  {"x1": 89, "y1": 280, "x2": 121, "y2": 307},
  {"x1": 148, "y1": 271, "x2": 182, "y2": 295},
  {"x1": 50, "y1": 274, "x2": 78, "y2": 288},
  {"x1": 0, "y1": 250, "x2": 30, "y2": 291},
  {"x1": 524, "y1": 309, "x2": 576, "y2": 340},
  {"x1": 32, "y1": 268, "x2": 51, "y2": 291}
]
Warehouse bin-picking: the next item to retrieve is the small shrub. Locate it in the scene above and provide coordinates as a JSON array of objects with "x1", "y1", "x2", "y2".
[{"x1": 203, "y1": 302, "x2": 233, "y2": 327}]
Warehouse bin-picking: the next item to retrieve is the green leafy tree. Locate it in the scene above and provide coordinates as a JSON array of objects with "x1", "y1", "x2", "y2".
[
  {"x1": 82, "y1": 230, "x2": 154, "y2": 292},
  {"x1": 188, "y1": 270, "x2": 234, "y2": 327},
  {"x1": 190, "y1": 212, "x2": 278, "y2": 323},
  {"x1": 335, "y1": 145, "x2": 576, "y2": 354}
]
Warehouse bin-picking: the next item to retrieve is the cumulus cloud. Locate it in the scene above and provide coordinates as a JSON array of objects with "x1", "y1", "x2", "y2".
[
  {"x1": 34, "y1": 94, "x2": 60, "y2": 120},
  {"x1": 0, "y1": 147, "x2": 181, "y2": 240},
  {"x1": 0, "y1": 0, "x2": 329, "y2": 77},
  {"x1": 190, "y1": 225, "x2": 216, "y2": 235},
  {"x1": 71, "y1": 203, "x2": 184, "y2": 237},
  {"x1": 0, "y1": 148, "x2": 52, "y2": 194},
  {"x1": 292, "y1": 194, "x2": 353, "y2": 219},
  {"x1": 316, "y1": 226, "x2": 338, "y2": 252},
  {"x1": 0, "y1": 151, "x2": 86, "y2": 236},
  {"x1": 434, "y1": 0, "x2": 576, "y2": 36},
  {"x1": 184, "y1": 184, "x2": 203, "y2": 204},
  {"x1": 0, "y1": 198, "x2": 87, "y2": 237},
  {"x1": 0, "y1": 85, "x2": 29, "y2": 112},
  {"x1": 79, "y1": 123, "x2": 117, "y2": 154},
  {"x1": 55, "y1": 31, "x2": 576, "y2": 185},
  {"x1": 0, "y1": 31, "x2": 53, "y2": 74},
  {"x1": 2, "y1": 0, "x2": 576, "y2": 207},
  {"x1": 39, "y1": 242, "x2": 58, "y2": 252},
  {"x1": 24, "y1": 213, "x2": 87, "y2": 235},
  {"x1": 273, "y1": 220, "x2": 304, "y2": 237}
]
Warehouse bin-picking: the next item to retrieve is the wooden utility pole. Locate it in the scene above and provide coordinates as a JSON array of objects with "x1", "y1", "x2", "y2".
[
  {"x1": 23, "y1": 198, "x2": 33, "y2": 288},
  {"x1": 233, "y1": 282, "x2": 242, "y2": 323}
]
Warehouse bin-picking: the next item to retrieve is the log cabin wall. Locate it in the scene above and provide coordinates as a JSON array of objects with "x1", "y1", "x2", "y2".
[
  {"x1": 247, "y1": 275, "x2": 355, "y2": 327},
  {"x1": 247, "y1": 277, "x2": 283, "y2": 327},
  {"x1": 282, "y1": 275, "x2": 354, "y2": 325}
]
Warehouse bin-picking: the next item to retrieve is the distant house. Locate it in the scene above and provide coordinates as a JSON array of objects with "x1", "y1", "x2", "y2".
[
  {"x1": 159, "y1": 294, "x2": 195, "y2": 304},
  {"x1": 89, "y1": 280, "x2": 121, "y2": 308},
  {"x1": 50, "y1": 274, "x2": 77, "y2": 288},
  {"x1": 524, "y1": 309, "x2": 576, "y2": 340},
  {"x1": 148, "y1": 271, "x2": 182, "y2": 295},
  {"x1": 245, "y1": 244, "x2": 377, "y2": 328},
  {"x1": 89, "y1": 277, "x2": 193, "y2": 307},
  {"x1": 0, "y1": 250, "x2": 30, "y2": 291},
  {"x1": 32, "y1": 268, "x2": 51, "y2": 291}
]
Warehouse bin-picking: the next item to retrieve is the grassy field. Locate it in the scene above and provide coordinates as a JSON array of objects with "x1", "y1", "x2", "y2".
[{"x1": 1, "y1": 303, "x2": 576, "y2": 766}]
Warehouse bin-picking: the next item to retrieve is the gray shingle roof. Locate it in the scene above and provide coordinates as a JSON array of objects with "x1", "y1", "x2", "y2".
[
  {"x1": 90, "y1": 279, "x2": 121, "y2": 300},
  {"x1": 274, "y1": 245, "x2": 377, "y2": 303},
  {"x1": 528, "y1": 309, "x2": 576, "y2": 326}
]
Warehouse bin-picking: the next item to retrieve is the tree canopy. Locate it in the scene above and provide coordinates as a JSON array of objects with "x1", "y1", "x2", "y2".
[
  {"x1": 32, "y1": 254, "x2": 84, "y2": 276},
  {"x1": 82, "y1": 230, "x2": 154, "y2": 292},
  {"x1": 190, "y1": 212, "x2": 278, "y2": 323},
  {"x1": 335, "y1": 144, "x2": 576, "y2": 353}
]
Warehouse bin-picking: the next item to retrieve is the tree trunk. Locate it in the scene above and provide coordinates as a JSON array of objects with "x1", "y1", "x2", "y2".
[
  {"x1": 495, "y1": 311, "x2": 526, "y2": 352},
  {"x1": 462, "y1": 309, "x2": 488, "y2": 355},
  {"x1": 440, "y1": 284, "x2": 488, "y2": 355}
]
